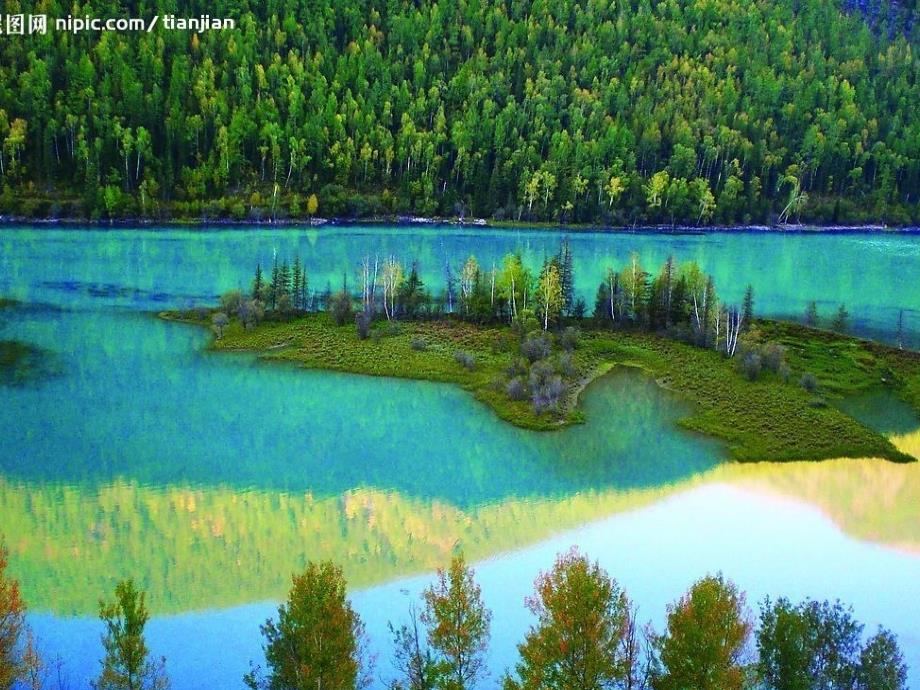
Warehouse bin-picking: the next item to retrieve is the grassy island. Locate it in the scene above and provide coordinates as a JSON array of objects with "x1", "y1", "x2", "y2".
[
  {"x1": 161, "y1": 242, "x2": 919, "y2": 464},
  {"x1": 162, "y1": 309, "x2": 919, "y2": 464}
]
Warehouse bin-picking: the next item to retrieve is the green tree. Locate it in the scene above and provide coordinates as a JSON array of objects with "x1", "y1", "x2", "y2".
[
  {"x1": 421, "y1": 554, "x2": 491, "y2": 690},
  {"x1": 757, "y1": 598, "x2": 878, "y2": 690},
  {"x1": 857, "y1": 629, "x2": 907, "y2": 690},
  {"x1": 742, "y1": 285, "x2": 755, "y2": 326},
  {"x1": 537, "y1": 262, "x2": 563, "y2": 331},
  {"x1": 389, "y1": 607, "x2": 443, "y2": 690},
  {"x1": 504, "y1": 548, "x2": 634, "y2": 690},
  {"x1": 93, "y1": 580, "x2": 168, "y2": 690},
  {"x1": 3, "y1": 0, "x2": 919, "y2": 223},
  {"x1": 397, "y1": 263, "x2": 428, "y2": 320},
  {"x1": 246, "y1": 562, "x2": 369, "y2": 690},
  {"x1": 252, "y1": 264, "x2": 264, "y2": 301},
  {"x1": 831, "y1": 304, "x2": 849, "y2": 332},
  {"x1": 498, "y1": 254, "x2": 531, "y2": 322},
  {"x1": 804, "y1": 301, "x2": 819, "y2": 327},
  {"x1": 645, "y1": 172, "x2": 670, "y2": 212},
  {"x1": 652, "y1": 574, "x2": 750, "y2": 690}
]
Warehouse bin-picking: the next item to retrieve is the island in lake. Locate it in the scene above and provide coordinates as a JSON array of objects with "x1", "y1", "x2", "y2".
[
  {"x1": 2, "y1": 225, "x2": 920, "y2": 690},
  {"x1": 163, "y1": 243, "x2": 920, "y2": 466},
  {"x1": 2, "y1": 0, "x2": 920, "y2": 685}
]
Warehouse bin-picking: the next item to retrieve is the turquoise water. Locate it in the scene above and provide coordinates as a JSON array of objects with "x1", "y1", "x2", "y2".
[
  {"x1": 1, "y1": 226, "x2": 919, "y2": 688},
  {"x1": 1, "y1": 226, "x2": 918, "y2": 344}
]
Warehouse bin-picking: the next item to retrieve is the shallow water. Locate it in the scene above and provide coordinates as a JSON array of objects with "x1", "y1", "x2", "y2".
[{"x1": 1, "y1": 226, "x2": 919, "y2": 688}]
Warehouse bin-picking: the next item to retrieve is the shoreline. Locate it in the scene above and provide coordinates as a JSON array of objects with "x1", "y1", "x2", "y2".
[
  {"x1": 0, "y1": 215, "x2": 915, "y2": 234},
  {"x1": 160, "y1": 309, "x2": 920, "y2": 464}
]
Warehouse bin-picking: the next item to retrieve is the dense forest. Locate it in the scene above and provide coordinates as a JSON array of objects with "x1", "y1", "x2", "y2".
[{"x1": 0, "y1": 0, "x2": 919, "y2": 224}]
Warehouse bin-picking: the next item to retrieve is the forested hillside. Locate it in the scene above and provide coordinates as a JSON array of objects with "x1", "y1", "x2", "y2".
[{"x1": 0, "y1": 0, "x2": 919, "y2": 224}]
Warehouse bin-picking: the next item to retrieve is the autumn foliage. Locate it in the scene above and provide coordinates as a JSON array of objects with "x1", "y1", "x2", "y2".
[
  {"x1": 652, "y1": 574, "x2": 752, "y2": 690},
  {"x1": 505, "y1": 547, "x2": 634, "y2": 690},
  {"x1": 247, "y1": 561, "x2": 369, "y2": 690},
  {"x1": 0, "y1": 543, "x2": 26, "y2": 690}
]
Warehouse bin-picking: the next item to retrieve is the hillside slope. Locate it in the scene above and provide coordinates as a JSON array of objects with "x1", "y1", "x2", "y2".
[{"x1": 0, "y1": 0, "x2": 918, "y2": 224}]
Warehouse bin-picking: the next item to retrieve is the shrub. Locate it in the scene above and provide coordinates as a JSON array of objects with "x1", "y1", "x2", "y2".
[
  {"x1": 737, "y1": 341, "x2": 786, "y2": 381},
  {"x1": 529, "y1": 361, "x2": 566, "y2": 413},
  {"x1": 522, "y1": 333, "x2": 552, "y2": 363},
  {"x1": 506, "y1": 358, "x2": 528, "y2": 379},
  {"x1": 355, "y1": 310, "x2": 371, "y2": 340},
  {"x1": 187, "y1": 306, "x2": 210, "y2": 321},
  {"x1": 505, "y1": 377, "x2": 528, "y2": 401},
  {"x1": 761, "y1": 342, "x2": 786, "y2": 372},
  {"x1": 410, "y1": 337, "x2": 427, "y2": 351},
  {"x1": 778, "y1": 362, "x2": 792, "y2": 384},
  {"x1": 800, "y1": 373, "x2": 818, "y2": 393},
  {"x1": 557, "y1": 352, "x2": 577, "y2": 379},
  {"x1": 237, "y1": 299, "x2": 264, "y2": 330},
  {"x1": 277, "y1": 293, "x2": 292, "y2": 316},
  {"x1": 220, "y1": 290, "x2": 243, "y2": 315},
  {"x1": 559, "y1": 327, "x2": 580, "y2": 351},
  {"x1": 211, "y1": 311, "x2": 229, "y2": 339},
  {"x1": 329, "y1": 292, "x2": 353, "y2": 326},
  {"x1": 740, "y1": 351, "x2": 763, "y2": 381},
  {"x1": 454, "y1": 351, "x2": 476, "y2": 371}
]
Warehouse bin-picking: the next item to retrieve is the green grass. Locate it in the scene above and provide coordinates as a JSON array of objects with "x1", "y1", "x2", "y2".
[
  {"x1": 756, "y1": 320, "x2": 920, "y2": 409},
  {"x1": 578, "y1": 331, "x2": 914, "y2": 463},
  {"x1": 162, "y1": 311, "x2": 918, "y2": 463}
]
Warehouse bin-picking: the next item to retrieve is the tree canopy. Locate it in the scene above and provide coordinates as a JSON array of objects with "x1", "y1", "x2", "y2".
[{"x1": 0, "y1": 0, "x2": 918, "y2": 224}]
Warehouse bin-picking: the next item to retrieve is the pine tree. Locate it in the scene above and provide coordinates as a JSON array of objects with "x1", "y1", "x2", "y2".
[
  {"x1": 556, "y1": 238, "x2": 574, "y2": 316},
  {"x1": 741, "y1": 284, "x2": 754, "y2": 326},
  {"x1": 252, "y1": 264, "x2": 264, "y2": 301},
  {"x1": 278, "y1": 261, "x2": 292, "y2": 302},
  {"x1": 301, "y1": 264, "x2": 310, "y2": 312},
  {"x1": 831, "y1": 304, "x2": 850, "y2": 333},
  {"x1": 269, "y1": 255, "x2": 279, "y2": 311},
  {"x1": 291, "y1": 256, "x2": 303, "y2": 311},
  {"x1": 804, "y1": 301, "x2": 819, "y2": 327},
  {"x1": 594, "y1": 280, "x2": 612, "y2": 321}
]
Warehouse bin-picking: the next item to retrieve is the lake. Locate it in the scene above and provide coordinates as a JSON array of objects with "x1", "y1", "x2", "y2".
[{"x1": 1, "y1": 225, "x2": 919, "y2": 688}]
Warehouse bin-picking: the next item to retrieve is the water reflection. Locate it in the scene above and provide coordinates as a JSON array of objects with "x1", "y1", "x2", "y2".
[
  {"x1": 7, "y1": 428, "x2": 918, "y2": 617},
  {"x1": 3, "y1": 227, "x2": 920, "y2": 688},
  {"x1": 0, "y1": 308, "x2": 722, "y2": 505}
]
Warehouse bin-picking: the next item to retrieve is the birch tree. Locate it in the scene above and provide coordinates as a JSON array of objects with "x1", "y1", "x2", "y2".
[
  {"x1": 537, "y1": 262, "x2": 563, "y2": 331},
  {"x1": 381, "y1": 257, "x2": 403, "y2": 321},
  {"x1": 358, "y1": 255, "x2": 379, "y2": 315},
  {"x1": 459, "y1": 256, "x2": 479, "y2": 315}
]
